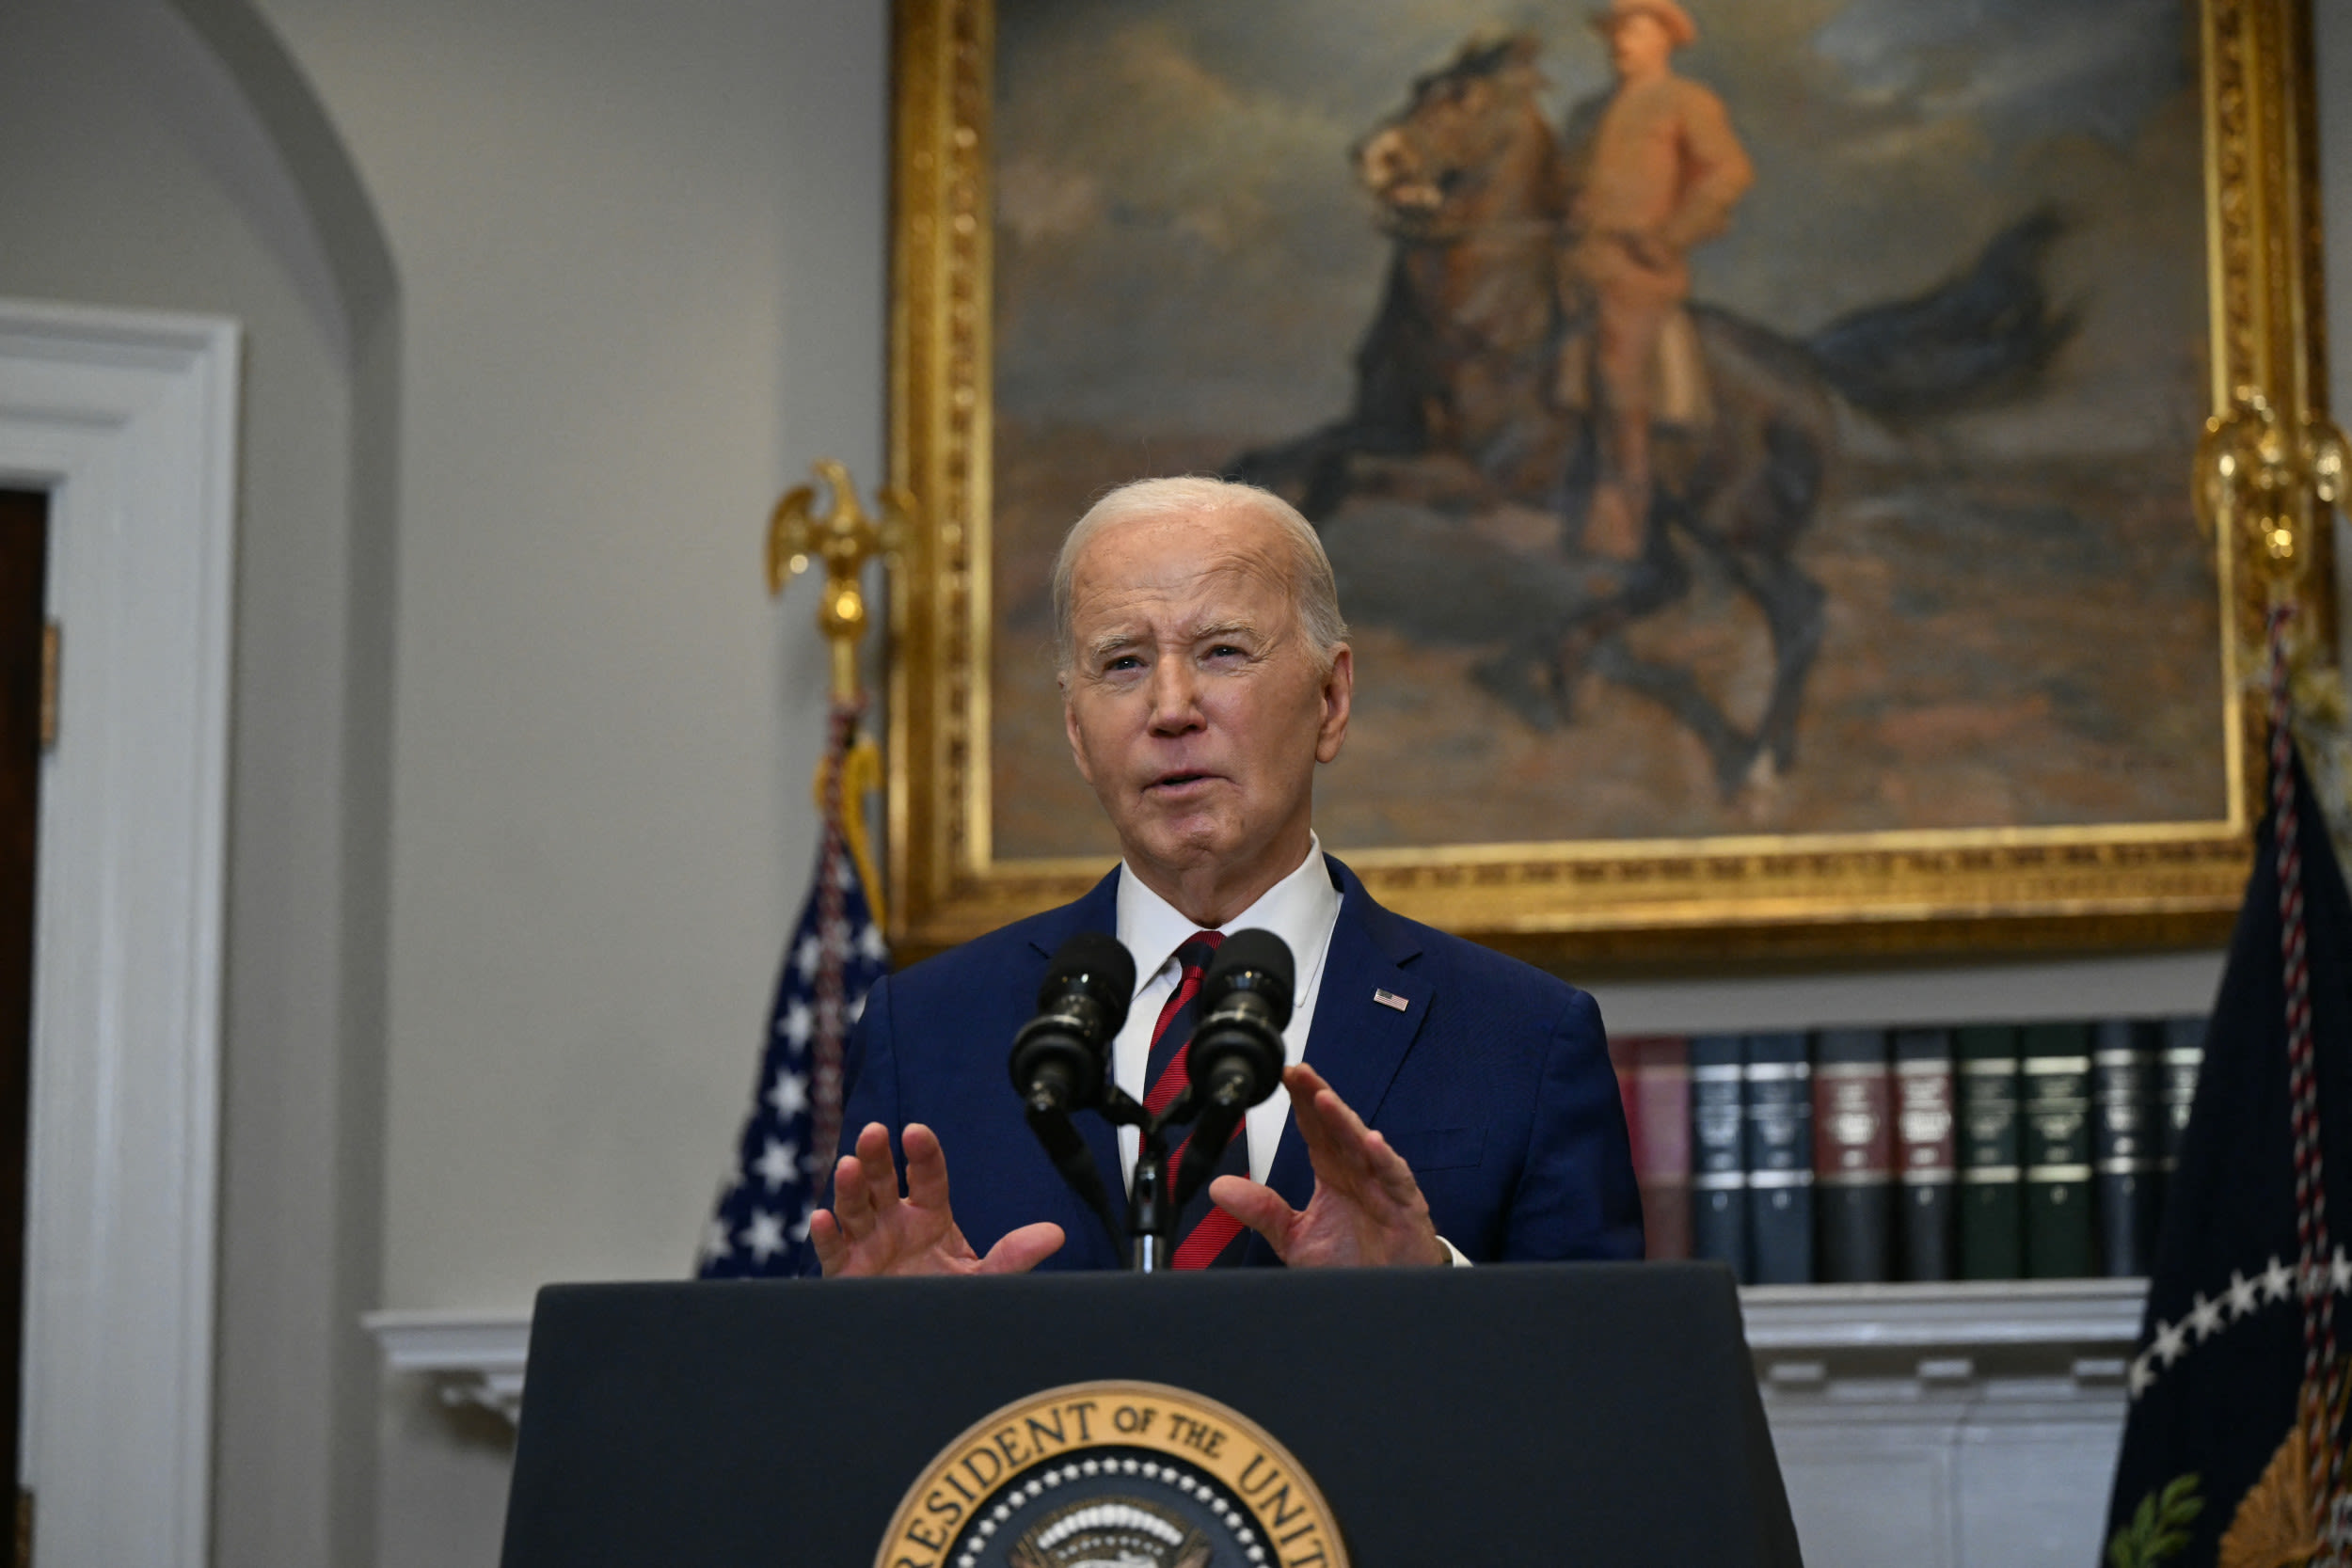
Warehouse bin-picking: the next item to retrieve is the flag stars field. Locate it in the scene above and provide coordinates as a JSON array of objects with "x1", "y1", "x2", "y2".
[
  {"x1": 767, "y1": 1069, "x2": 809, "y2": 1120},
  {"x1": 756, "y1": 1138, "x2": 800, "y2": 1192},
  {"x1": 2129, "y1": 1249, "x2": 2352, "y2": 1400},
  {"x1": 698, "y1": 818, "x2": 891, "y2": 1279},
  {"x1": 742, "y1": 1210, "x2": 787, "y2": 1264}
]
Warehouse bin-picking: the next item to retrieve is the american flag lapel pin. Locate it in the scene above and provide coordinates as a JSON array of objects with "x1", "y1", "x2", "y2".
[{"x1": 1373, "y1": 988, "x2": 1409, "y2": 1012}]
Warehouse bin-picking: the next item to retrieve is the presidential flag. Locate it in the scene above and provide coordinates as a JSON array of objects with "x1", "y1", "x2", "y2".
[
  {"x1": 698, "y1": 720, "x2": 889, "y2": 1278},
  {"x1": 2103, "y1": 728, "x2": 2352, "y2": 1567}
]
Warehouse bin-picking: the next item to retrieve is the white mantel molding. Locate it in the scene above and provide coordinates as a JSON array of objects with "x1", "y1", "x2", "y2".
[
  {"x1": 363, "y1": 1309, "x2": 532, "y2": 1425},
  {"x1": 364, "y1": 1278, "x2": 2149, "y2": 1434},
  {"x1": 1742, "y1": 1276, "x2": 2145, "y2": 1351},
  {"x1": 1746, "y1": 1276, "x2": 2144, "y2": 1385}
]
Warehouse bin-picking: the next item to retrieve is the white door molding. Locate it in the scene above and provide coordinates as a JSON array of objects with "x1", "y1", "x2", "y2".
[{"x1": 0, "y1": 298, "x2": 237, "y2": 1568}]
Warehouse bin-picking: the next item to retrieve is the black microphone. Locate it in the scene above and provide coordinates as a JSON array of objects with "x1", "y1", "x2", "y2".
[
  {"x1": 1008, "y1": 931, "x2": 1136, "y2": 1114},
  {"x1": 1188, "y1": 928, "x2": 1295, "y2": 1111},
  {"x1": 1170, "y1": 929, "x2": 1294, "y2": 1212}
]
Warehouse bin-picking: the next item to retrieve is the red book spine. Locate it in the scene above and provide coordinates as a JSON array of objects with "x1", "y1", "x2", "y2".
[
  {"x1": 1611, "y1": 1035, "x2": 1691, "y2": 1259},
  {"x1": 1818, "y1": 1070, "x2": 1897, "y2": 1180},
  {"x1": 1814, "y1": 1029, "x2": 1895, "y2": 1283}
]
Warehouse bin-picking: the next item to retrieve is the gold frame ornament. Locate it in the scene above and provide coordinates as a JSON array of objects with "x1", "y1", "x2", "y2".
[{"x1": 882, "y1": 0, "x2": 2340, "y2": 967}]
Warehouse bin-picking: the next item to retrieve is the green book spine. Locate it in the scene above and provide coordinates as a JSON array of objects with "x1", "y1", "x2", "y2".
[
  {"x1": 2023, "y1": 1022, "x2": 2095, "y2": 1278},
  {"x1": 1957, "y1": 1025, "x2": 2023, "y2": 1279}
]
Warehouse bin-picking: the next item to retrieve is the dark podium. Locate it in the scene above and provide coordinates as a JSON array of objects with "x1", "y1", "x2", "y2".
[{"x1": 501, "y1": 1260, "x2": 1799, "y2": 1567}]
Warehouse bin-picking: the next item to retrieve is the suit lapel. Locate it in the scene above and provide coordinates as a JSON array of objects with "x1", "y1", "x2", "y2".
[
  {"x1": 1026, "y1": 868, "x2": 1126, "y2": 1245},
  {"x1": 1252, "y1": 859, "x2": 1432, "y2": 1261}
]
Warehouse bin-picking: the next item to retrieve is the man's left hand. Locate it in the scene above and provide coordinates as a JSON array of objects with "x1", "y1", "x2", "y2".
[{"x1": 1207, "y1": 1063, "x2": 1449, "y2": 1267}]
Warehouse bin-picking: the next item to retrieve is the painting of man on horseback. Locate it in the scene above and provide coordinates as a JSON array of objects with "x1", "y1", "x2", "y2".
[
  {"x1": 985, "y1": 0, "x2": 2218, "y2": 853},
  {"x1": 1235, "y1": 11, "x2": 2074, "y2": 800}
]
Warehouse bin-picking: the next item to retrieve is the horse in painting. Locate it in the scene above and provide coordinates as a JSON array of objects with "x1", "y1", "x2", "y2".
[{"x1": 1233, "y1": 33, "x2": 2072, "y2": 798}]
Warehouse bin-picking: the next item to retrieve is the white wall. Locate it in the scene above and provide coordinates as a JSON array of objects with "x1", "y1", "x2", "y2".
[
  {"x1": 230, "y1": 5, "x2": 885, "y2": 1558},
  {"x1": 250, "y1": 0, "x2": 885, "y2": 1316}
]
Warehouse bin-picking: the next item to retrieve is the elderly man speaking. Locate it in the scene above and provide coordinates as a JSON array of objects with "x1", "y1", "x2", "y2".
[{"x1": 809, "y1": 477, "x2": 1641, "y2": 1274}]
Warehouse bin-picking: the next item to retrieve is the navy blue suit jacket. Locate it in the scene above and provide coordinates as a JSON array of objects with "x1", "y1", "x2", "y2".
[{"x1": 821, "y1": 855, "x2": 1643, "y2": 1269}]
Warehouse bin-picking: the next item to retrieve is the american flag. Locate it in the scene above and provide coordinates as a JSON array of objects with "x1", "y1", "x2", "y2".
[{"x1": 699, "y1": 712, "x2": 889, "y2": 1277}]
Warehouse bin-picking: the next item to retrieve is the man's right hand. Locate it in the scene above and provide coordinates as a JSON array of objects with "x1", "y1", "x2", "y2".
[{"x1": 808, "y1": 1121, "x2": 1066, "y2": 1277}]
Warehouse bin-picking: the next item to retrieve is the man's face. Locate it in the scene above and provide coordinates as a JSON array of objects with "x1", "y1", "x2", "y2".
[
  {"x1": 1608, "y1": 13, "x2": 1674, "y2": 79},
  {"x1": 1061, "y1": 508, "x2": 1352, "y2": 894}
]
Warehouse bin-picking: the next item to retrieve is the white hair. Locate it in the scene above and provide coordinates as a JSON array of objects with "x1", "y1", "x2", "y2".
[{"x1": 1051, "y1": 476, "x2": 1348, "y2": 675}]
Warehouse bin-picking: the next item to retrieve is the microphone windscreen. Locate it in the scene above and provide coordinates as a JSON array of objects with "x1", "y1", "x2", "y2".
[
  {"x1": 1040, "y1": 931, "x2": 1137, "y2": 1033},
  {"x1": 1202, "y1": 928, "x2": 1295, "y2": 1028}
]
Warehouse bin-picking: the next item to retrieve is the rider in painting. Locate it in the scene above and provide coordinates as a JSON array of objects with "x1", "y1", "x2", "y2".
[{"x1": 1558, "y1": 0, "x2": 1753, "y2": 561}]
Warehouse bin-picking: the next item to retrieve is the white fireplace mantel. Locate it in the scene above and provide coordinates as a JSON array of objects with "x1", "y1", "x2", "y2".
[
  {"x1": 364, "y1": 1276, "x2": 2146, "y2": 1431},
  {"x1": 363, "y1": 1308, "x2": 532, "y2": 1425}
]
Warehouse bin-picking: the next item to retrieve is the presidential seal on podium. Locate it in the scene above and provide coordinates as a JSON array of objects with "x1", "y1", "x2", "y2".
[{"x1": 876, "y1": 1381, "x2": 1348, "y2": 1568}]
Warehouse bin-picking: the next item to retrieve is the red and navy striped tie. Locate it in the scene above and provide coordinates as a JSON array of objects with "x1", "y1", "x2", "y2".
[{"x1": 1141, "y1": 931, "x2": 1252, "y2": 1267}]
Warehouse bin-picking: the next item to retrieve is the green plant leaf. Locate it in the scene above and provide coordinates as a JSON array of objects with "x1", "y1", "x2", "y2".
[{"x1": 2107, "y1": 1477, "x2": 2204, "y2": 1568}]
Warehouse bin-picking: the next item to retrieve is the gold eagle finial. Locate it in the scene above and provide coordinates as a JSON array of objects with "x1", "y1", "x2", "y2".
[{"x1": 766, "y1": 459, "x2": 914, "y2": 705}]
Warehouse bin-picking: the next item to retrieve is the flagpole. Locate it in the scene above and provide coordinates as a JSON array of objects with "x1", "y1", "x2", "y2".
[
  {"x1": 768, "y1": 460, "x2": 909, "y2": 1259},
  {"x1": 768, "y1": 459, "x2": 912, "y2": 926},
  {"x1": 2202, "y1": 386, "x2": 2352, "y2": 1547}
]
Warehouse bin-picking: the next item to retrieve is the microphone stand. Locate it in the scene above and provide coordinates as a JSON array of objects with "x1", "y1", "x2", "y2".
[
  {"x1": 1082, "y1": 1083, "x2": 1243, "y2": 1273},
  {"x1": 1021, "y1": 1037, "x2": 1264, "y2": 1273},
  {"x1": 1097, "y1": 1085, "x2": 1180, "y2": 1272}
]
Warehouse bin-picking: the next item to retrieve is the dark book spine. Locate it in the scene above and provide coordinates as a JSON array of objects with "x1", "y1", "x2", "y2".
[
  {"x1": 2092, "y1": 1020, "x2": 2160, "y2": 1277},
  {"x1": 1814, "y1": 1028, "x2": 1893, "y2": 1283},
  {"x1": 2022, "y1": 1022, "x2": 2094, "y2": 1278},
  {"x1": 1893, "y1": 1028, "x2": 1956, "y2": 1281},
  {"x1": 2160, "y1": 1015, "x2": 2203, "y2": 1168},
  {"x1": 1744, "y1": 1033, "x2": 1814, "y2": 1286},
  {"x1": 2158, "y1": 1014, "x2": 2204, "y2": 1243},
  {"x1": 1689, "y1": 1035, "x2": 1747, "y2": 1281},
  {"x1": 1957, "y1": 1025, "x2": 2023, "y2": 1279}
]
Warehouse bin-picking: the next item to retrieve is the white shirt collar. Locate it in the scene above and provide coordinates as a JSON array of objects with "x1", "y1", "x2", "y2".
[{"x1": 1114, "y1": 834, "x2": 1341, "y2": 993}]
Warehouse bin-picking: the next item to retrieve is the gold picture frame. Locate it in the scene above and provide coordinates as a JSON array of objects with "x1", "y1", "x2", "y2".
[{"x1": 882, "y1": 0, "x2": 2337, "y2": 967}]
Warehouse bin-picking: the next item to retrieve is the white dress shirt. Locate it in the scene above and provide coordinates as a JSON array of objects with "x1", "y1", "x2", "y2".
[
  {"x1": 1111, "y1": 835, "x2": 1342, "y2": 1189},
  {"x1": 1109, "y1": 836, "x2": 1472, "y2": 1267}
]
